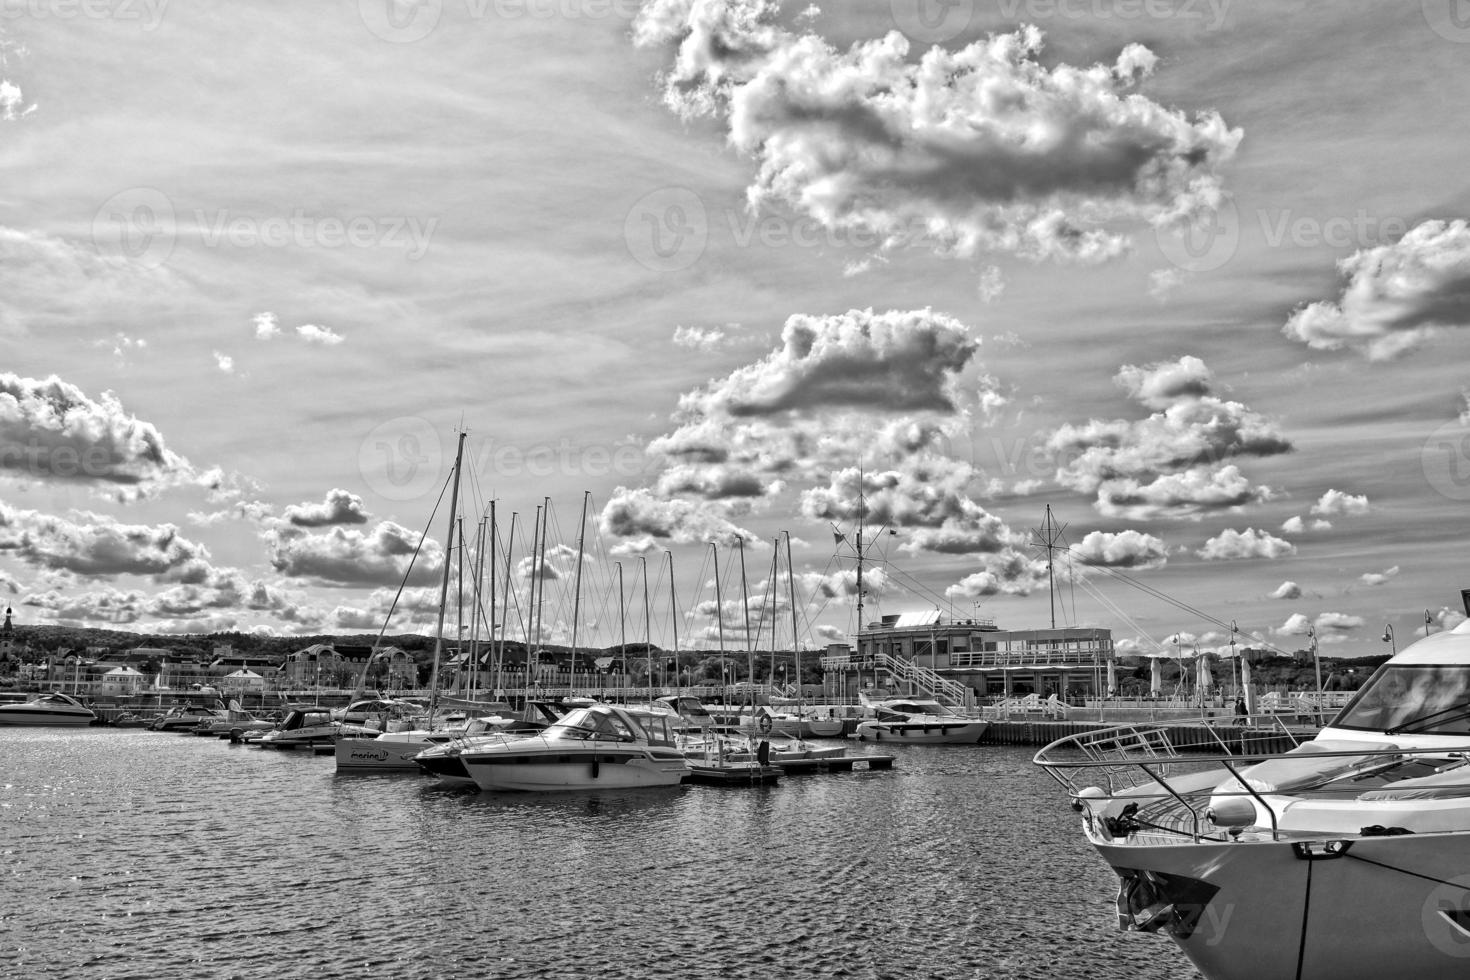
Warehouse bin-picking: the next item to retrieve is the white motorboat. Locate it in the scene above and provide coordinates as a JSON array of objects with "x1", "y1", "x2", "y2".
[
  {"x1": 852, "y1": 697, "x2": 987, "y2": 744},
  {"x1": 0, "y1": 691, "x2": 97, "y2": 727},
  {"x1": 149, "y1": 701, "x2": 228, "y2": 732},
  {"x1": 1034, "y1": 614, "x2": 1470, "y2": 980},
  {"x1": 454, "y1": 703, "x2": 689, "y2": 792},
  {"x1": 250, "y1": 707, "x2": 374, "y2": 750},
  {"x1": 335, "y1": 714, "x2": 519, "y2": 772},
  {"x1": 412, "y1": 700, "x2": 574, "y2": 786}
]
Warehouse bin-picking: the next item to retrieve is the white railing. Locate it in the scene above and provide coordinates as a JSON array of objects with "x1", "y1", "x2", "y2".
[{"x1": 871, "y1": 652, "x2": 971, "y2": 705}]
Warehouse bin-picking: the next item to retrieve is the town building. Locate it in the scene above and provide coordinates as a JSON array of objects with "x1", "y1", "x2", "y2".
[{"x1": 822, "y1": 610, "x2": 1116, "y2": 702}]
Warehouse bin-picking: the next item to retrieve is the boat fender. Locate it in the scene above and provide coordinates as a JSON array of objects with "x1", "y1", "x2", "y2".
[
  {"x1": 592, "y1": 758, "x2": 600, "y2": 779},
  {"x1": 757, "y1": 740, "x2": 771, "y2": 766}
]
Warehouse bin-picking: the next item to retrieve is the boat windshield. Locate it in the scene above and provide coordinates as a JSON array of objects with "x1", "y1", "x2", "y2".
[
  {"x1": 1331, "y1": 664, "x2": 1470, "y2": 735},
  {"x1": 551, "y1": 708, "x2": 640, "y2": 741}
]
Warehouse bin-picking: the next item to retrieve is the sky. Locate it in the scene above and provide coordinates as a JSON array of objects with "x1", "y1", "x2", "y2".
[{"x1": 3, "y1": 0, "x2": 1470, "y2": 662}]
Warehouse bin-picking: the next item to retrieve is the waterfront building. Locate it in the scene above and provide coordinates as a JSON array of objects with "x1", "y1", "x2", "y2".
[
  {"x1": 282, "y1": 643, "x2": 416, "y2": 689},
  {"x1": 821, "y1": 610, "x2": 1116, "y2": 703}
]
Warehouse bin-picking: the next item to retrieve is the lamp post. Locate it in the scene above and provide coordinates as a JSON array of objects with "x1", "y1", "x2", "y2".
[{"x1": 1382, "y1": 623, "x2": 1396, "y2": 655}]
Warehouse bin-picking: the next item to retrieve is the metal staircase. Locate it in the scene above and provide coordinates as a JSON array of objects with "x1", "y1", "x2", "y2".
[{"x1": 872, "y1": 652, "x2": 972, "y2": 706}]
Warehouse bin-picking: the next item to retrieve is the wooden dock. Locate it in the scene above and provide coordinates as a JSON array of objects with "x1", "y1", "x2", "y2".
[{"x1": 775, "y1": 753, "x2": 896, "y2": 775}]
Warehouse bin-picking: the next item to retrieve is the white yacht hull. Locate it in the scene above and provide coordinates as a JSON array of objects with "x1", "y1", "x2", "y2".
[
  {"x1": 461, "y1": 746, "x2": 689, "y2": 792},
  {"x1": 1091, "y1": 830, "x2": 1470, "y2": 980},
  {"x1": 0, "y1": 706, "x2": 95, "y2": 726},
  {"x1": 854, "y1": 720, "x2": 987, "y2": 744}
]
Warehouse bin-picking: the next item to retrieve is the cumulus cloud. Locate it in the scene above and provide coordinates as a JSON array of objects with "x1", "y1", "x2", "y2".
[
  {"x1": 633, "y1": 3, "x2": 1240, "y2": 264},
  {"x1": 1314, "y1": 612, "x2": 1364, "y2": 634},
  {"x1": 1359, "y1": 565, "x2": 1399, "y2": 587},
  {"x1": 1276, "y1": 613, "x2": 1312, "y2": 636},
  {"x1": 1281, "y1": 516, "x2": 1305, "y2": 535},
  {"x1": 945, "y1": 550, "x2": 1050, "y2": 599},
  {"x1": 599, "y1": 486, "x2": 754, "y2": 552},
  {"x1": 0, "y1": 373, "x2": 196, "y2": 496},
  {"x1": 1068, "y1": 529, "x2": 1168, "y2": 570},
  {"x1": 0, "y1": 79, "x2": 34, "y2": 120},
  {"x1": 684, "y1": 308, "x2": 978, "y2": 418},
  {"x1": 1311, "y1": 489, "x2": 1369, "y2": 517},
  {"x1": 1050, "y1": 356, "x2": 1290, "y2": 521},
  {"x1": 297, "y1": 323, "x2": 344, "y2": 346},
  {"x1": 1197, "y1": 527, "x2": 1296, "y2": 561},
  {"x1": 283, "y1": 489, "x2": 370, "y2": 528},
  {"x1": 213, "y1": 352, "x2": 235, "y2": 374},
  {"x1": 1270, "y1": 580, "x2": 1302, "y2": 600},
  {"x1": 673, "y1": 324, "x2": 732, "y2": 351},
  {"x1": 0, "y1": 504, "x2": 213, "y2": 579},
  {"x1": 266, "y1": 521, "x2": 442, "y2": 588},
  {"x1": 1283, "y1": 219, "x2": 1470, "y2": 359},
  {"x1": 802, "y1": 460, "x2": 1022, "y2": 557},
  {"x1": 252, "y1": 311, "x2": 280, "y2": 339}
]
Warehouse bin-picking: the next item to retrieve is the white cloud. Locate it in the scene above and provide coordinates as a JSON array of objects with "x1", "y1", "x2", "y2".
[
  {"x1": 296, "y1": 323, "x2": 344, "y2": 346},
  {"x1": 1050, "y1": 357, "x2": 1290, "y2": 521},
  {"x1": 1280, "y1": 516, "x2": 1305, "y2": 535},
  {"x1": 0, "y1": 373, "x2": 196, "y2": 496},
  {"x1": 672, "y1": 324, "x2": 731, "y2": 351},
  {"x1": 1197, "y1": 527, "x2": 1296, "y2": 561},
  {"x1": 1068, "y1": 529, "x2": 1168, "y2": 570},
  {"x1": 1283, "y1": 219, "x2": 1470, "y2": 359},
  {"x1": 1311, "y1": 489, "x2": 1369, "y2": 517},
  {"x1": 633, "y1": 5, "x2": 1241, "y2": 264},
  {"x1": 1359, "y1": 565, "x2": 1399, "y2": 587},
  {"x1": 283, "y1": 489, "x2": 370, "y2": 528},
  {"x1": 1270, "y1": 581, "x2": 1302, "y2": 600},
  {"x1": 213, "y1": 351, "x2": 235, "y2": 374},
  {"x1": 252, "y1": 311, "x2": 280, "y2": 340},
  {"x1": 0, "y1": 79, "x2": 34, "y2": 120}
]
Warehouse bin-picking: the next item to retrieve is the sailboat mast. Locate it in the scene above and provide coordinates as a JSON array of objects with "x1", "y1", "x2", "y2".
[
  {"x1": 496, "y1": 510, "x2": 515, "y2": 696},
  {"x1": 456, "y1": 515, "x2": 465, "y2": 693},
  {"x1": 641, "y1": 556, "x2": 652, "y2": 703},
  {"x1": 712, "y1": 543, "x2": 726, "y2": 696},
  {"x1": 738, "y1": 537, "x2": 753, "y2": 709},
  {"x1": 467, "y1": 515, "x2": 486, "y2": 696},
  {"x1": 487, "y1": 501, "x2": 496, "y2": 697},
  {"x1": 785, "y1": 531, "x2": 800, "y2": 708},
  {"x1": 615, "y1": 561, "x2": 626, "y2": 696},
  {"x1": 570, "y1": 489, "x2": 589, "y2": 688},
  {"x1": 428, "y1": 430, "x2": 467, "y2": 723},
  {"x1": 532, "y1": 505, "x2": 549, "y2": 690},
  {"x1": 666, "y1": 550, "x2": 679, "y2": 692}
]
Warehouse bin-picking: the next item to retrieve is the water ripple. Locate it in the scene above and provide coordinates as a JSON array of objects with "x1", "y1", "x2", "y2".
[{"x1": 1, "y1": 731, "x2": 1199, "y2": 979}]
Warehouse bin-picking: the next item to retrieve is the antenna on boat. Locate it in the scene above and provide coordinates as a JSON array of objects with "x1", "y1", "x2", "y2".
[{"x1": 1032, "y1": 505, "x2": 1067, "y2": 630}]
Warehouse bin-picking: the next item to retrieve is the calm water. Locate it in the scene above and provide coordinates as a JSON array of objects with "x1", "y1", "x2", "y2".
[{"x1": 0, "y1": 729, "x2": 1199, "y2": 980}]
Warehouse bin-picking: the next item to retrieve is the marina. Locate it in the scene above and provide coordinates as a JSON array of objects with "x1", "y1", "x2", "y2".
[{"x1": 0, "y1": 726, "x2": 1198, "y2": 980}]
